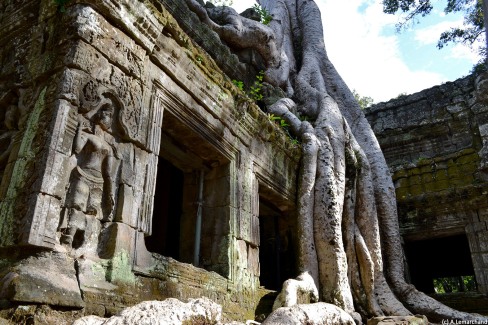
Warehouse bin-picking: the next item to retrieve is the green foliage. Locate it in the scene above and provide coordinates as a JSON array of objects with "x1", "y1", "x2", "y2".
[
  {"x1": 267, "y1": 113, "x2": 281, "y2": 122},
  {"x1": 416, "y1": 156, "x2": 428, "y2": 164},
  {"x1": 232, "y1": 79, "x2": 244, "y2": 91},
  {"x1": 395, "y1": 92, "x2": 408, "y2": 99},
  {"x1": 352, "y1": 89, "x2": 374, "y2": 109},
  {"x1": 471, "y1": 60, "x2": 488, "y2": 74},
  {"x1": 268, "y1": 113, "x2": 289, "y2": 130},
  {"x1": 232, "y1": 71, "x2": 264, "y2": 101},
  {"x1": 268, "y1": 113, "x2": 289, "y2": 128},
  {"x1": 437, "y1": 0, "x2": 484, "y2": 51},
  {"x1": 54, "y1": 0, "x2": 71, "y2": 12},
  {"x1": 249, "y1": 70, "x2": 264, "y2": 102},
  {"x1": 267, "y1": 113, "x2": 300, "y2": 145},
  {"x1": 253, "y1": 4, "x2": 273, "y2": 25},
  {"x1": 383, "y1": 0, "x2": 486, "y2": 61},
  {"x1": 433, "y1": 275, "x2": 477, "y2": 293},
  {"x1": 207, "y1": 0, "x2": 234, "y2": 6}
]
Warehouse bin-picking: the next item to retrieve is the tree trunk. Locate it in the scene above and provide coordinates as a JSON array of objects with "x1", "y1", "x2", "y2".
[{"x1": 186, "y1": 0, "x2": 488, "y2": 323}]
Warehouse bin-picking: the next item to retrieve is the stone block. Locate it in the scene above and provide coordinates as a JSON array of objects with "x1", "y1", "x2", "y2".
[
  {"x1": 50, "y1": 99, "x2": 79, "y2": 155},
  {"x1": 248, "y1": 245, "x2": 260, "y2": 276},
  {"x1": 76, "y1": 257, "x2": 117, "y2": 294},
  {"x1": 118, "y1": 143, "x2": 136, "y2": 186},
  {"x1": 133, "y1": 231, "x2": 153, "y2": 273},
  {"x1": 0, "y1": 252, "x2": 84, "y2": 308},
  {"x1": 70, "y1": 6, "x2": 146, "y2": 76},
  {"x1": 395, "y1": 187, "x2": 409, "y2": 200},
  {"x1": 446, "y1": 104, "x2": 464, "y2": 114},
  {"x1": 420, "y1": 173, "x2": 433, "y2": 184},
  {"x1": 115, "y1": 183, "x2": 138, "y2": 228},
  {"x1": 409, "y1": 184, "x2": 423, "y2": 196},
  {"x1": 451, "y1": 177, "x2": 472, "y2": 187},
  {"x1": 434, "y1": 169, "x2": 448, "y2": 181},
  {"x1": 201, "y1": 207, "x2": 225, "y2": 238},
  {"x1": 250, "y1": 214, "x2": 260, "y2": 246},
  {"x1": 394, "y1": 177, "x2": 408, "y2": 189},
  {"x1": 23, "y1": 192, "x2": 63, "y2": 249},
  {"x1": 236, "y1": 240, "x2": 248, "y2": 269},
  {"x1": 205, "y1": 175, "x2": 231, "y2": 207},
  {"x1": 66, "y1": 40, "x2": 112, "y2": 84},
  {"x1": 98, "y1": 222, "x2": 136, "y2": 259},
  {"x1": 433, "y1": 179, "x2": 450, "y2": 192},
  {"x1": 408, "y1": 174, "x2": 421, "y2": 185},
  {"x1": 237, "y1": 210, "x2": 252, "y2": 242},
  {"x1": 38, "y1": 149, "x2": 73, "y2": 199}
]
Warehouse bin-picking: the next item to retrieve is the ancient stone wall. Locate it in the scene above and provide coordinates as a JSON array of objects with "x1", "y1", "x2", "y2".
[
  {"x1": 0, "y1": 0, "x2": 300, "y2": 322},
  {"x1": 366, "y1": 73, "x2": 488, "y2": 298}
]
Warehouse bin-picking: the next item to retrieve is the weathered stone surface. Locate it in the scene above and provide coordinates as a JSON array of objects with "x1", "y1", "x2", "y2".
[
  {"x1": 261, "y1": 303, "x2": 355, "y2": 325},
  {"x1": 367, "y1": 315, "x2": 428, "y2": 325},
  {"x1": 73, "y1": 297, "x2": 222, "y2": 325},
  {"x1": 366, "y1": 72, "x2": 488, "y2": 299},
  {"x1": 0, "y1": 252, "x2": 84, "y2": 308}
]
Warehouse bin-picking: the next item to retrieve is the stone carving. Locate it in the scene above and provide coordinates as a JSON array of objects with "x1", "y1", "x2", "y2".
[
  {"x1": 59, "y1": 96, "x2": 120, "y2": 248},
  {"x1": 0, "y1": 92, "x2": 19, "y2": 182}
]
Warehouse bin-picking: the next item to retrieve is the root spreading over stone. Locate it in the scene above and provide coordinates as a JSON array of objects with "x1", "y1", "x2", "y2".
[{"x1": 186, "y1": 0, "x2": 488, "y2": 323}]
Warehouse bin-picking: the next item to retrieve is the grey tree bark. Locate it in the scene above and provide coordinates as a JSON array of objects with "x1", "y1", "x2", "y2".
[{"x1": 186, "y1": 0, "x2": 488, "y2": 323}]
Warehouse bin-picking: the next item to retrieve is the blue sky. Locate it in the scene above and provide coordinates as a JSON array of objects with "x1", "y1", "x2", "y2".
[{"x1": 230, "y1": 0, "x2": 482, "y2": 102}]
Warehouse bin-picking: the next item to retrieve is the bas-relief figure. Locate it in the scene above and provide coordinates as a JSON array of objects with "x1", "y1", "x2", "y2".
[{"x1": 59, "y1": 95, "x2": 120, "y2": 249}]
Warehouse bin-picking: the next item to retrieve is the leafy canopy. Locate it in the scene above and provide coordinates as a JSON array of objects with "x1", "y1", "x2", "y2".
[
  {"x1": 352, "y1": 89, "x2": 375, "y2": 109},
  {"x1": 383, "y1": 0, "x2": 485, "y2": 57}
]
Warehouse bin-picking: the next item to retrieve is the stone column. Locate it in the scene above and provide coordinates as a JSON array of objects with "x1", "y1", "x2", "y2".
[{"x1": 465, "y1": 210, "x2": 488, "y2": 294}]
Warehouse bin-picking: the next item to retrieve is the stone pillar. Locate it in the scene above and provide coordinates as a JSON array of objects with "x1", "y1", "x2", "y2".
[{"x1": 465, "y1": 210, "x2": 488, "y2": 294}]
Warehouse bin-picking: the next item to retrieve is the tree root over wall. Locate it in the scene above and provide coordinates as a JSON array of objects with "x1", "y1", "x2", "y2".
[{"x1": 185, "y1": 0, "x2": 488, "y2": 323}]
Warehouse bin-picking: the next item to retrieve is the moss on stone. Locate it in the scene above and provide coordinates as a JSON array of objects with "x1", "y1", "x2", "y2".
[{"x1": 106, "y1": 250, "x2": 136, "y2": 285}]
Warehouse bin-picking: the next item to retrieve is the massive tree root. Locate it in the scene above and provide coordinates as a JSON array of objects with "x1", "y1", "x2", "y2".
[{"x1": 186, "y1": 0, "x2": 488, "y2": 323}]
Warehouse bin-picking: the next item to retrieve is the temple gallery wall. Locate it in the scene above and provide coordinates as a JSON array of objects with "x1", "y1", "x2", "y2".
[
  {"x1": 366, "y1": 75, "x2": 488, "y2": 312},
  {"x1": 0, "y1": 0, "x2": 487, "y2": 322}
]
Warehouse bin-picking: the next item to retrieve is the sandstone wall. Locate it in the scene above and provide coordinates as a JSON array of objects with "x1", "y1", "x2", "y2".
[
  {"x1": 366, "y1": 73, "x2": 488, "y2": 295},
  {"x1": 0, "y1": 0, "x2": 300, "y2": 322}
]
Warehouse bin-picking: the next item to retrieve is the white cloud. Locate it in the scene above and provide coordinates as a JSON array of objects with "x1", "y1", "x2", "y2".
[
  {"x1": 318, "y1": 0, "x2": 445, "y2": 101},
  {"x1": 448, "y1": 42, "x2": 483, "y2": 63},
  {"x1": 414, "y1": 20, "x2": 463, "y2": 45}
]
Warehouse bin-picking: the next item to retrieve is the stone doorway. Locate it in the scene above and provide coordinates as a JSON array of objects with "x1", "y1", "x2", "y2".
[
  {"x1": 404, "y1": 234, "x2": 476, "y2": 293},
  {"x1": 145, "y1": 157, "x2": 184, "y2": 260},
  {"x1": 142, "y1": 105, "x2": 232, "y2": 277},
  {"x1": 258, "y1": 197, "x2": 295, "y2": 290}
]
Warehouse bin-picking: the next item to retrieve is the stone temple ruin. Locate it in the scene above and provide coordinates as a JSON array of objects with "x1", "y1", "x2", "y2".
[{"x1": 0, "y1": 0, "x2": 487, "y2": 323}]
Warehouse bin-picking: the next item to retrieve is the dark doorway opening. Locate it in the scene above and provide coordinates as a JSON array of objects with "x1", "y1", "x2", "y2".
[
  {"x1": 259, "y1": 198, "x2": 295, "y2": 290},
  {"x1": 145, "y1": 157, "x2": 184, "y2": 259},
  {"x1": 405, "y1": 234, "x2": 475, "y2": 293}
]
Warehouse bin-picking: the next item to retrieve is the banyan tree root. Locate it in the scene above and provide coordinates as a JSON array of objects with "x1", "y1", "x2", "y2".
[
  {"x1": 186, "y1": 0, "x2": 488, "y2": 323},
  {"x1": 272, "y1": 271, "x2": 319, "y2": 311}
]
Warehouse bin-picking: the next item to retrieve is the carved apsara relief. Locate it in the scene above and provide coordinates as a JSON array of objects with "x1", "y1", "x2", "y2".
[
  {"x1": 59, "y1": 85, "x2": 122, "y2": 249},
  {"x1": 57, "y1": 80, "x2": 165, "y2": 255}
]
